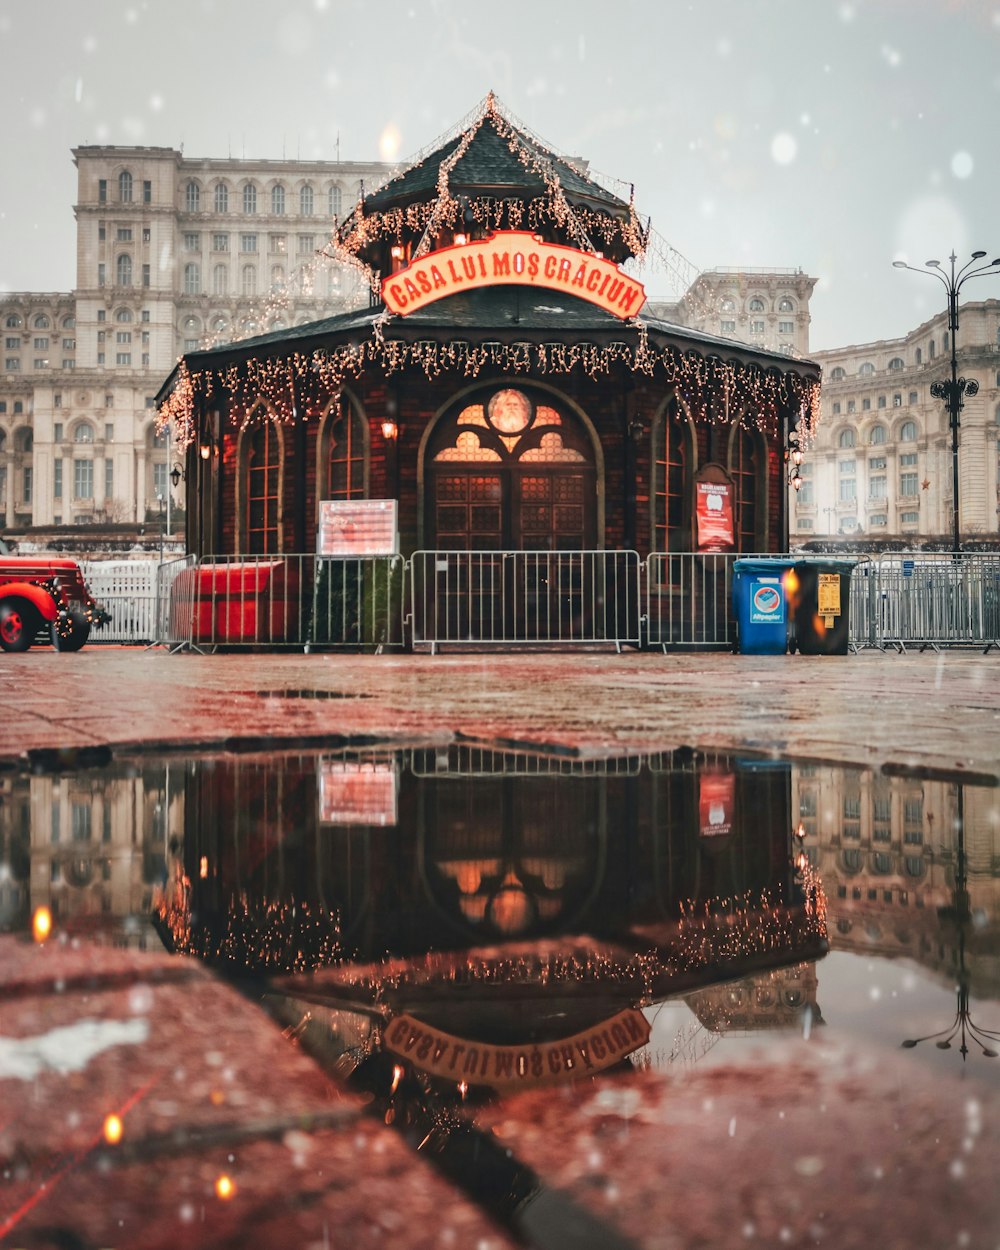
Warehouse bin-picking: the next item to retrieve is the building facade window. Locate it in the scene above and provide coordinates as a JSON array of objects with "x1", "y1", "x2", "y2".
[
  {"x1": 720, "y1": 320, "x2": 736, "y2": 333},
  {"x1": 215, "y1": 183, "x2": 229, "y2": 213},
  {"x1": 900, "y1": 420, "x2": 917, "y2": 442},
  {"x1": 329, "y1": 185, "x2": 342, "y2": 218},
  {"x1": 243, "y1": 183, "x2": 257, "y2": 215},
  {"x1": 839, "y1": 430, "x2": 855, "y2": 449},
  {"x1": 901, "y1": 511, "x2": 919, "y2": 524},
  {"x1": 750, "y1": 320, "x2": 765, "y2": 335},
  {"x1": 830, "y1": 367, "x2": 846, "y2": 381},
  {"x1": 859, "y1": 362, "x2": 875, "y2": 376},
  {"x1": 778, "y1": 298, "x2": 794, "y2": 312},
  {"x1": 900, "y1": 472, "x2": 919, "y2": 496},
  {"x1": 778, "y1": 320, "x2": 794, "y2": 334},
  {"x1": 242, "y1": 265, "x2": 257, "y2": 296},
  {"x1": 98, "y1": 179, "x2": 107, "y2": 203},
  {"x1": 271, "y1": 184, "x2": 285, "y2": 214},
  {"x1": 300, "y1": 184, "x2": 314, "y2": 216},
  {"x1": 116, "y1": 254, "x2": 132, "y2": 286},
  {"x1": 54, "y1": 458, "x2": 62, "y2": 499},
  {"x1": 213, "y1": 264, "x2": 228, "y2": 295},
  {"x1": 297, "y1": 234, "x2": 315, "y2": 256},
  {"x1": 212, "y1": 233, "x2": 229, "y2": 251},
  {"x1": 748, "y1": 298, "x2": 765, "y2": 312},
  {"x1": 143, "y1": 180, "x2": 151, "y2": 204},
  {"x1": 73, "y1": 459, "x2": 94, "y2": 499},
  {"x1": 118, "y1": 170, "x2": 132, "y2": 202},
  {"x1": 888, "y1": 357, "x2": 904, "y2": 370},
  {"x1": 184, "y1": 232, "x2": 200, "y2": 251},
  {"x1": 183, "y1": 263, "x2": 200, "y2": 294},
  {"x1": 869, "y1": 425, "x2": 886, "y2": 444},
  {"x1": 185, "y1": 181, "x2": 200, "y2": 212},
  {"x1": 240, "y1": 233, "x2": 257, "y2": 252}
]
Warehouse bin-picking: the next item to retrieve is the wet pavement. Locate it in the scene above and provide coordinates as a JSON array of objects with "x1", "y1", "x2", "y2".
[
  {"x1": 2, "y1": 647, "x2": 999, "y2": 779},
  {"x1": 2, "y1": 649, "x2": 999, "y2": 1249}
]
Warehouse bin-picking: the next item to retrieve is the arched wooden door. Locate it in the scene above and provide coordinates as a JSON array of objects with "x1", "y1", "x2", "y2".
[{"x1": 425, "y1": 386, "x2": 599, "y2": 639}]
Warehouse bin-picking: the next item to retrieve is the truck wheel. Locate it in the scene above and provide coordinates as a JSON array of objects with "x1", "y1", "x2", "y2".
[
  {"x1": 52, "y1": 610, "x2": 92, "y2": 652},
  {"x1": 0, "y1": 600, "x2": 37, "y2": 652}
]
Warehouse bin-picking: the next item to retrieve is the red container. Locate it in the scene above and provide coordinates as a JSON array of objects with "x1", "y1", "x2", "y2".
[{"x1": 169, "y1": 561, "x2": 300, "y2": 645}]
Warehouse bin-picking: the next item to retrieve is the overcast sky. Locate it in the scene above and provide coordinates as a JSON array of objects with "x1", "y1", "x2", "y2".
[{"x1": 1, "y1": 0, "x2": 998, "y2": 351}]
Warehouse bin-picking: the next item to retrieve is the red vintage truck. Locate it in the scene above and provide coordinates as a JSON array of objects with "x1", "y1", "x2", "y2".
[{"x1": 0, "y1": 554, "x2": 108, "y2": 652}]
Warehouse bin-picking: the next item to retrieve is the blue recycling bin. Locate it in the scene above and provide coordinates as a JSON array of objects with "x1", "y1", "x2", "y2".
[{"x1": 732, "y1": 559, "x2": 791, "y2": 654}]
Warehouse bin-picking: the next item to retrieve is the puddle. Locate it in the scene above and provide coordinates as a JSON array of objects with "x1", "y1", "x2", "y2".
[{"x1": 4, "y1": 743, "x2": 999, "y2": 1244}]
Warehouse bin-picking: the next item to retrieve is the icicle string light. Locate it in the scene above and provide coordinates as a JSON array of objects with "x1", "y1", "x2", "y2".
[{"x1": 158, "y1": 328, "x2": 820, "y2": 450}]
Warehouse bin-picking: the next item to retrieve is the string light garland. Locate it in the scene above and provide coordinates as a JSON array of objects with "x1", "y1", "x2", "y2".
[{"x1": 159, "y1": 329, "x2": 820, "y2": 450}]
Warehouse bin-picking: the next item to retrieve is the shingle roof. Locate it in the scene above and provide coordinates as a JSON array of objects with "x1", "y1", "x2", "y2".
[{"x1": 361, "y1": 105, "x2": 631, "y2": 219}]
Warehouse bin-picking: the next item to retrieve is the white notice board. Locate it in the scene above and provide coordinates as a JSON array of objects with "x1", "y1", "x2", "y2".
[{"x1": 317, "y1": 499, "x2": 398, "y2": 556}]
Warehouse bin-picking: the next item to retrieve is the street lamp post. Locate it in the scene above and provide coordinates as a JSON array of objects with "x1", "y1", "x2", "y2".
[{"x1": 893, "y1": 251, "x2": 1000, "y2": 551}]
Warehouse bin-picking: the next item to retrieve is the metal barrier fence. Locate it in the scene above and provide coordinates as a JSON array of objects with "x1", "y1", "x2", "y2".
[
  {"x1": 408, "y1": 549, "x2": 642, "y2": 651},
  {"x1": 868, "y1": 553, "x2": 1000, "y2": 652},
  {"x1": 159, "y1": 553, "x2": 406, "y2": 652},
  {"x1": 81, "y1": 560, "x2": 159, "y2": 644},
  {"x1": 81, "y1": 549, "x2": 1000, "y2": 654},
  {"x1": 645, "y1": 552, "x2": 738, "y2": 650}
]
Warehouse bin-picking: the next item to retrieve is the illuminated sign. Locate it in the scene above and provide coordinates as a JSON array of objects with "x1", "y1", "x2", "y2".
[
  {"x1": 699, "y1": 769, "x2": 736, "y2": 839},
  {"x1": 384, "y1": 1007, "x2": 651, "y2": 1088},
  {"x1": 381, "y1": 230, "x2": 646, "y2": 321},
  {"x1": 317, "y1": 499, "x2": 398, "y2": 557}
]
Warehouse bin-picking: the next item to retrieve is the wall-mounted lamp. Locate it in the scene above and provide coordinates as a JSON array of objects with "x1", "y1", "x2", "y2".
[
  {"x1": 169, "y1": 462, "x2": 185, "y2": 488},
  {"x1": 200, "y1": 442, "x2": 212, "y2": 460},
  {"x1": 627, "y1": 417, "x2": 646, "y2": 442},
  {"x1": 390, "y1": 245, "x2": 405, "y2": 261},
  {"x1": 453, "y1": 233, "x2": 467, "y2": 247},
  {"x1": 381, "y1": 419, "x2": 399, "y2": 442}
]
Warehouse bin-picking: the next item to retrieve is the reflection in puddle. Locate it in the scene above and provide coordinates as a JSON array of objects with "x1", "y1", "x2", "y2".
[{"x1": 3, "y1": 744, "x2": 998, "y2": 1244}]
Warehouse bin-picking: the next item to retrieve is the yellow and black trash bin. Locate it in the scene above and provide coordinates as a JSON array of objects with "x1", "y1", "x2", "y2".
[{"x1": 788, "y1": 559, "x2": 855, "y2": 655}]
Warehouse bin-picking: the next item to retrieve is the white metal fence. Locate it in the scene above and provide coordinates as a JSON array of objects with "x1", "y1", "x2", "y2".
[
  {"x1": 408, "y1": 549, "x2": 641, "y2": 651},
  {"x1": 77, "y1": 550, "x2": 1000, "y2": 654}
]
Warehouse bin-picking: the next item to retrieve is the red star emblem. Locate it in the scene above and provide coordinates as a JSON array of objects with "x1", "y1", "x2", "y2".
[{"x1": 921, "y1": 478, "x2": 930, "y2": 491}]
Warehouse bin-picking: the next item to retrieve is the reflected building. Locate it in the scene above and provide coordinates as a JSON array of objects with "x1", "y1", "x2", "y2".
[
  {"x1": 791, "y1": 764, "x2": 1000, "y2": 993},
  {"x1": 11, "y1": 763, "x2": 184, "y2": 946}
]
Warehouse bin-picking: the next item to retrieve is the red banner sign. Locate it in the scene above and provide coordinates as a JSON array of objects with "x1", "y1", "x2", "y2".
[
  {"x1": 381, "y1": 231, "x2": 646, "y2": 321},
  {"x1": 699, "y1": 770, "x2": 736, "y2": 839},
  {"x1": 695, "y1": 478, "x2": 735, "y2": 552},
  {"x1": 384, "y1": 1007, "x2": 651, "y2": 1088}
]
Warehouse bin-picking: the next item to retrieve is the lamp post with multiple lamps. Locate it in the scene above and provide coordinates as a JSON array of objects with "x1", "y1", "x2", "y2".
[{"x1": 892, "y1": 251, "x2": 1000, "y2": 551}]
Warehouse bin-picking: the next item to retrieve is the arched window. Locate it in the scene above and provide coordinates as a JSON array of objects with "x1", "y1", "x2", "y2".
[
  {"x1": 212, "y1": 264, "x2": 228, "y2": 295},
  {"x1": 185, "y1": 181, "x2": 200, "y2": 212},
  {"x1": 929, "y1": 339, "x2": 935, "y2": 358},
  {"x1": 241, "y1": 264, "x2": 256, "y2": 296},
  {"x1": 915, "y1": 347, "x2": 922, "y2": 364},
  {"x1": 246, "y1": 419, "x2": 280, "y2": 554},
  {"x1": 328, "y1": 185, "x2": 342, "y2": 218},
  {"x1": 869, "y1": 425, "x2": 886, "y2": 445},
  {"x1": 326, "y1": 398, "x2": 366, "y2": 499},
  {"x1": 888, "y1": 357, "x2": 904, "y2": 370},
  {"x1": 214, "y1": 183, "x2": 229, "y2": 213},
  {"x1": 841, "y1": 848, "x2": 863, "y2": 874},
  {"x1": 731, "y1": 427, "x2": 761, "y2": 552},
  {"x1": 943, "y1": 331, "x2": 949, "y2": 350},
  {"x1": 653, "y1": 404, "x2": 689, "y2": 558},
  {"x1": 748, "y1": 297, "x2": 765, "y2": 312},
  {"x1": 830, "y1": 366, "x2": 846, "y2": 381},
  {"x1": 116, "y1": 254, "x2": 132, "y2": 286},
  {"x1": 114, "y1": 307, "x2": 133, "y2": 323},
  {"x1": 900, "y1": 420, "x2": 917, "y2": 442},
  {"x1": 720, "y1": 298, "x2": 735, "y2": 313},
  {"x1": 839, "y1": 428, "x2": 855, "y2": 448},
  {"x1": 271, "y1": 184, "x2": 285, "y2": 214},
  {"x1": 300, "y1": 184, "x2": 314, "y2": 216},
  {"x1": 74, "y1": 421, "x2": 94, "y2": 443},
  {"x1": 270, "y1": 265, "x2": 285, "y2": 290},
  {"x1": 183, "y1": 263, "x2": 200, "y2": 295},
  {"x1": 243, "y1": 183, "x2": 257, "y2": 215},
  {"x1": 118, "y1": 170, "x2": 133, "y2": 202},
  {"x1": 778, "y1": 297, "x2": 794, "y2": 312},
  {"x1": 33, "y1": 314, "x2": 50, "y2": 329},
  {"x1": 859, "y1": 362, "x2": 875, "y2": 376}
]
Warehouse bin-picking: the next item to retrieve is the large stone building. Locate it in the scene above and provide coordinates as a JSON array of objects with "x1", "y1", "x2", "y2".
[
  {"x1": 791, "y1": 300, "x2": 1000, "y2": 545},
  {"x1": 0, "y1": 146, "x2": 395, "y2": 541}
]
